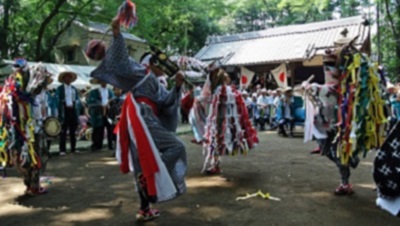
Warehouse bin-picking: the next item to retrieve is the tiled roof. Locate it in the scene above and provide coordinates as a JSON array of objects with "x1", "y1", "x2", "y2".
[
  {"x1": 195, "y1": 16, "x2": 369, "y2": 66},
  {"x1": 74, "y1": 21, "x2": 147, "y2": 43}
]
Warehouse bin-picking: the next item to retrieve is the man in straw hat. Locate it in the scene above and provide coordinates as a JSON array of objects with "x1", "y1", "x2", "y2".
[
  {"x1": 90, "y1": 17, "x2": 186, "y2": 222},
  {"x1": 55, "y1": 71, "x2": 81, "y2": 156},
  {"x1": 87, "y1": 78, "x2": 115, "y2": 152}
]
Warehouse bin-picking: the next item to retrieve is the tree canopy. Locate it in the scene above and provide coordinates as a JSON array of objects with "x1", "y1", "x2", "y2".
[{"x1": 0, "y1": 0, "x2": 399, "y2": 78}]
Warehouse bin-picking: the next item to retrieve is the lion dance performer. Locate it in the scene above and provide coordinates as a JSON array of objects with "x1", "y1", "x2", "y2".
[
  {"x1": 373, "y1": 71, "x2": 400, "y2": 216},
  {"x1": 374, "y1": 120, "x2": 400, "y2": 216},
  {"x1": 89, "y1": 16, "x2": 186, "y2": 222},
  {"x1": 190, "y1": 63, "x2": 258, "y2": 174},
  {"x1": 303, "y1": 39, "x2": 386, "y2": 195},
  {"x1": 0, "y1": 59, "x2": 51, "y2": 195}
]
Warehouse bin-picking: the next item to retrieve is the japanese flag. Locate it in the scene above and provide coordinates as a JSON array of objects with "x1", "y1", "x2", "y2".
[
  {"x1": 240, "y1": 67, "x2": 255, "y2": 89},
  {"x1": 271, "y1": 64, "x2": 288, "y2": 89}
]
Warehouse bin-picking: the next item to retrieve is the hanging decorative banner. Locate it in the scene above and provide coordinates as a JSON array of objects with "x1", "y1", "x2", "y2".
[
  {"x1": 271, "y1": 63, "x2": 288, "y2": 89},
  {"x1": 240, "y1": 67, "x2": 255, "y2": 90}
]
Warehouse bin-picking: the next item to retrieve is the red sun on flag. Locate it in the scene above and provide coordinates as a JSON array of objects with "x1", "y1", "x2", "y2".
[
  {"x1": 241, "y1": 75, "x2": 248, "y2": 84},
  {"x1": 279, "y1": 72, "x2": 286, "y2": 83}
]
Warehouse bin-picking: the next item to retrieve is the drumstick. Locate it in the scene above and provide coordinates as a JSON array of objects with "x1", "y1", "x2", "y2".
[
  {"x1": 295, "y1": 75, "x2": 315, "y2": 91},
  {"x1": 306, "y1": 75, "x2": 315, "y2": 83},
  {"x1": 302, "y1": 75, "x2": 318, "y2": 106}
]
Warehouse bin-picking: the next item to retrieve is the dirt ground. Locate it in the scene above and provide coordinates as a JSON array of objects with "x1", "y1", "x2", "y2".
[{"x1": 1, "y1": 130, "x2": 400, "y2": 226}]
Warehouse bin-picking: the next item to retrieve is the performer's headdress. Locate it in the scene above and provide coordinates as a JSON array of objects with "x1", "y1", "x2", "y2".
[
  {"x1": 13, "y1": 58, "x2": 28, "y2": 70},
  {"x1": 139, "y1": 49, "x2": 180, "y2": 77},
  {"x1": 323, "y1": 49, "x2": 339, "y2": 84},
  {"x1": 27, "y1": 62, "x2": 53, "y2": 94},
  {"x1": 334, "y1": 28, "x2": 353, "y2": 47}
]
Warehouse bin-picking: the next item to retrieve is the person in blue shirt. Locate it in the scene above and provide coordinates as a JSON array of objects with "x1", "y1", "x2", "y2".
[
  {"x1": 87, "y1": 79, "x2": 115, "y2": 152},
  {"x1": 391, "y1": 92, "x2": 400, "y2": 119},
  {"x1": 278, "y1": 87, "x2": 295, "y2": 137}
]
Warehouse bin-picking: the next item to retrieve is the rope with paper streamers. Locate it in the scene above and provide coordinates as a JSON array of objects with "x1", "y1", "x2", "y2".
[
  {"x1": 334, "y1": 49, "x2": 386, "y2": 165},
  {"x1": 0, "y1": 71, "x2": 39, "y2": 170},
  {"x1": 236, "y1": 190, "x2": 281, "y2": 201}
]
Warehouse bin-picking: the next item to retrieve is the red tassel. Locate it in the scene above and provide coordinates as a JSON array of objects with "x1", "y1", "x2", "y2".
[{"x1": 117, "y1": 0, "x2": 138, "y2": 29}]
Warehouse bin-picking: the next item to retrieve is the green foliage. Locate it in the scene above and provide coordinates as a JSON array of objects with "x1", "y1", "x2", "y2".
[
  {"x1": 0, "y1": 0, "x2": 100, "y2": 61},
  {"x1": 0, "y1": 0, "x2": 397, "y2": 77},
  {"x1": 376, "y1": 0, "x2": 400, "y2": 80},
  {"x1": 0, "y1": 0, "x2": 229, "y2": 60}
]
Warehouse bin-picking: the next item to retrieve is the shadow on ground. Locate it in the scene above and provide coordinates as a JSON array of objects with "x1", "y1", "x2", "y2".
[{"x1": 1, "y1": 134, "x2": 399, "y2": 226}]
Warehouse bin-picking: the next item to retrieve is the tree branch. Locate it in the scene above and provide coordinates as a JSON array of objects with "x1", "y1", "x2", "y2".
[
  {"x1": 384, "y1": 0, "x2": 398, "y2": 37},
  {"x1": 35, "y1": 0, "x2": 67, "y2": 61},
  {"x1": 11, "y1": 38, "x2": 25, "y2": 58},
  {"x1": 58, "y1": 10, "x2": 109, "y2": 22},
  {"x1": 0, "y1": 0, "x2": 12, "y2": 58},
  {"x1": 38, "y1": 16, "x2": 77, "y2": 61},
  {"x1": 35, "y1": 0, "x2": 94, "y2": 61},
  {"x1": 36, "y1": 0, "x2": 51, "y2": 10}
]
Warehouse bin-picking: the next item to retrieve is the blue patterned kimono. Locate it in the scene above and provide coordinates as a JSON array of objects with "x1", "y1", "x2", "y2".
[{"x1": 91, "y1": 34, "x2": 186, "y2": 202}]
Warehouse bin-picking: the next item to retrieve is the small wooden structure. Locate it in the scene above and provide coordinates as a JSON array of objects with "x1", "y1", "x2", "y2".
[
  {"x1": 55, "y1": 21, "x2": 148, "y2": 66},
  {"x1": 195, "y1": 16, "x2": 371, "y2": 88}
]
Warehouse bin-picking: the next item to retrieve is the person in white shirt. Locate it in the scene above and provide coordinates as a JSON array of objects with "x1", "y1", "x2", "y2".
[
  {"x1": 34, "y1": 78, "x2": 54, "y2": 153},
  {"x1": 242, "y1": 90, "x2": 253, "y2": 118},
  {"x1": 87, "y1": 79, "x2": 115, "y2": 152},
  {"x1": 268, "y1": 90, "x2": 278, "y2": 129},
  {"x1": 55, "y1": 71, "x2": 81, "y2": 155},
  {"x1": 278, "y1": 87, "x2": 295, "y2": 137},
  {"x1": 256, "y1": 88, "x2": 270, "y2": 130},
  {"x1": 251, "y1": 93, "x2": 258, "y2": 125},
  {"x1": 273, "y1": 88, "x2": 283, "y2": 107},
  {"x1": 256, "y1": 84, "x2": 262, "y2": 97},
  {"x1": 242, "y1": 90, "x2": 251, "y2": 105}
]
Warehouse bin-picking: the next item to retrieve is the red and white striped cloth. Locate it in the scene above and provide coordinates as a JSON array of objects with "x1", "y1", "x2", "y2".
[{"x1": 115, "y1": 93, "x2": 177, "y2": 202}]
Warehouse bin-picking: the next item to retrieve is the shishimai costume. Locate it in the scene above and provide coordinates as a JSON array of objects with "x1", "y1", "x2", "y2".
[
  {"x1": 303, "y1": 41, "x2": 386, "y2": 195},
  {"x1": 190, "y1": 66, "x2": 258, "y2": 174},
  {"x1": 90, "y1": 26, "x2": 186, "y2": 221},
  {"x1": 189, "y1": 81, "x2": 212, "y2": 144},
  {"x1": 374, "y1": 121, "x2": 400, "y2": 216},
  {"x1": 373, "y1": 73, "x2": 400, "y2": 216},
  {"x1": 0, "y1": 60, "x2": 51, "y2": 195}
]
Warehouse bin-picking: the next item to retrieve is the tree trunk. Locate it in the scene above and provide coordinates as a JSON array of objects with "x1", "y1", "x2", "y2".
[
  {"x1": 0, "y1": 0, "x2": 12, "y2": 58},
  {"x1": 35, "y1": 0, "x2": 93, "y2": 61},
  {"x1": 38, "y1": 16, "x2": 77, "y2": 61},
  {"x1": 35, "y1": 0, "x2": 67, "y2": 61},
  {"x1": 384, "y1": 0, "x2": 400, "y2": 76}
]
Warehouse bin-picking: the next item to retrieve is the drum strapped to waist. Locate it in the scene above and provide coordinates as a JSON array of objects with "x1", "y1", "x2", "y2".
[{"x1": 44, "y1": 117, "x2": 61, "y2": 137}]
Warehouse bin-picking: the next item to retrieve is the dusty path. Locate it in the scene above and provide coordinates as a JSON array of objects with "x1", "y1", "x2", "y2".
[{"x1": 1, "y1": 131, "x2": 399, "y2": 226}]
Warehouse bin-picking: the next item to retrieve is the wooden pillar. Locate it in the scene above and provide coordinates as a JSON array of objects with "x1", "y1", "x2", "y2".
[{"x1": 289, "y1": 63, "x2": 295, "y2": 88}]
